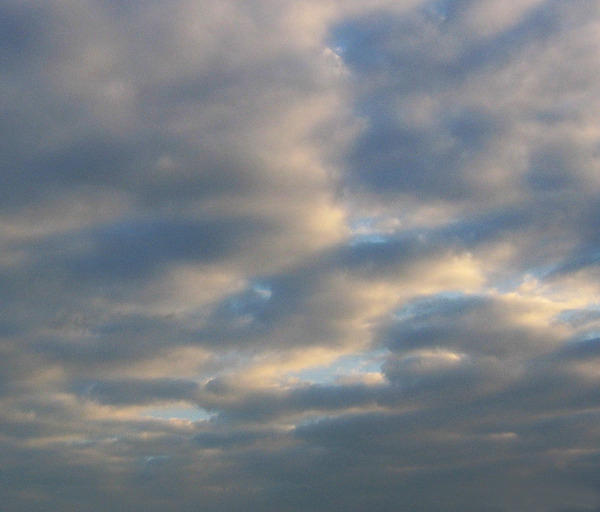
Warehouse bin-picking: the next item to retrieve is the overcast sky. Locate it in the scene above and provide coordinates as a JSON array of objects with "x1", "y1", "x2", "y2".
[{"x1": 2, "y1": 0, "x2": 600, "y2": 510}]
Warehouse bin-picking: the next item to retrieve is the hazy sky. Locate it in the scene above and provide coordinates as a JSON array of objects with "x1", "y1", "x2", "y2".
[{"x1": 2, "y1": 1, "x2": 600, "y2": 510}]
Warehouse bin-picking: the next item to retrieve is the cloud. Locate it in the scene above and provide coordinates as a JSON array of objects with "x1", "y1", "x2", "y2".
[
  {"x1": 380, "y1": 291, "x2": 569, "y2": 358},
  {"x1": 70, "y1": 378, "x2": 200, "y2": 406},
  {"x1": 2, "y1": 0, "x2": 600, "y2": 511}
]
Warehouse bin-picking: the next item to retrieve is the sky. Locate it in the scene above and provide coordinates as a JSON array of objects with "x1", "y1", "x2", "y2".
[{"x1": 1, "y1": 0, "x2": 600, "y2": 510}]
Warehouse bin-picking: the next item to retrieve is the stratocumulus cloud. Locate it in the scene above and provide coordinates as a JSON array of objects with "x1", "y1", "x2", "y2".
[{"x1": 2, "y1": 1, "x2": 600, "y2": 511}]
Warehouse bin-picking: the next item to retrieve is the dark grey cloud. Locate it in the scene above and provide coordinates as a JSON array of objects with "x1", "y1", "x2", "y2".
[
  {"x1": 334, "y1": 0, "x2": 600, "y2": 244},
  {"x1": 380, "y1": 292, "x2": 562, "y2": 357},
  {"x1": 32, "y1": 311, "x2": 188, "y2": 368},
  {"x1": 70, "y1": 378, "x2": 200, "y2": 406},
  {"x1": 553, "y1": 337, "x2": 600, "y2": 362},
  {"x1": 51, "y1": 216, "x2": 272, "y2": 280},
  {"x1": 0, "y1": 2, "x2": 49, "y2": 69}
]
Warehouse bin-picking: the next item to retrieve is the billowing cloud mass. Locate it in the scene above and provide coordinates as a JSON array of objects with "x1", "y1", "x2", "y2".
[{"x1": 2, "y1": 0, "x2": 600, "y2": 510}]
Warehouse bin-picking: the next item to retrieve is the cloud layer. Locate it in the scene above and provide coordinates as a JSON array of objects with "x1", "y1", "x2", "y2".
[{"x1": 2, "y1": 0, "x2": 600, "y2": 510}]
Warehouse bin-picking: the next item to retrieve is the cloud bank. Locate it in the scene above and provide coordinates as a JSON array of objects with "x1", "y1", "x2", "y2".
[{"x1": 2, "y1": 0, "x2": 600, "y2": 510}]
